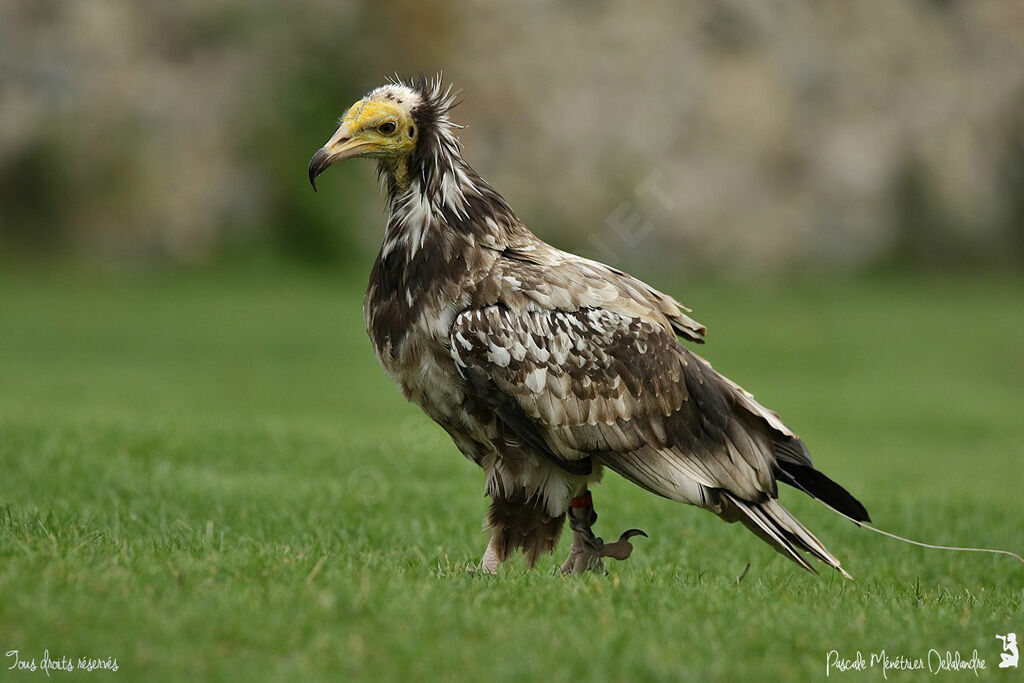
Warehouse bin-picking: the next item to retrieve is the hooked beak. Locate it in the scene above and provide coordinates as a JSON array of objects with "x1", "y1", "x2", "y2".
[{"x1": 308, "y1": 123, "x2": 369, "y2": 191}]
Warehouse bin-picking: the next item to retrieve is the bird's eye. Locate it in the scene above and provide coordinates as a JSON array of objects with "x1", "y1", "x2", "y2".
[{"x1": 378, "y1": 121, "x2": 397, "y2": 135}]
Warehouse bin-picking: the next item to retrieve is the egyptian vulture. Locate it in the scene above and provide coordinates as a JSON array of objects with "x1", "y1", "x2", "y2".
[{"x1": 308, "y1": 77, "x2": 870, "y2": 576}]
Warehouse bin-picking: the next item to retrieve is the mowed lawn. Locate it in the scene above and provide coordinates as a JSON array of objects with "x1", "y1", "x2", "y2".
[{"x1": 1, "y1": 267, "x2": 1022, "y2": 681}]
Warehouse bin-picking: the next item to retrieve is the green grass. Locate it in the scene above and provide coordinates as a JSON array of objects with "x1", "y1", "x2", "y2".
[{"x1": 1, "y1": 267, "x2": 1022, "y2": 681}]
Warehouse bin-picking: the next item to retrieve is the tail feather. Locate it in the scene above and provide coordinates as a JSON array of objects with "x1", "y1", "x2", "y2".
[
  {"x1": 722, "y1": 493, "x2": 852, "y2": 579},
  {"x1": 776, "y1": 460, "x2": 871, "y2": 523}
]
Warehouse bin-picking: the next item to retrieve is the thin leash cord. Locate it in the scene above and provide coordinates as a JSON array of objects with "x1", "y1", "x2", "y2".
[{"x1": 815, "y1": 500, "x2": 1024, "y2": 564}]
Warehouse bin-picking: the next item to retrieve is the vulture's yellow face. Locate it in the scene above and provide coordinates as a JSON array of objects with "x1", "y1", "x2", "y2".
[{"x1": 308, "y1": 86, "x2": 420, "y2": 190}]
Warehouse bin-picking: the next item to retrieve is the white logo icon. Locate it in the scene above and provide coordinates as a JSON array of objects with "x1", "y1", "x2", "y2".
[{"x1": 996, "y1": 633, "x2": 1018, "y2": 669}]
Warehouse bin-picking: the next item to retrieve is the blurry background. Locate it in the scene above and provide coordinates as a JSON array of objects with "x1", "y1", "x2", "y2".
[{"x1": 3, "y1": 0, "x2": 1024, "y2": 274}]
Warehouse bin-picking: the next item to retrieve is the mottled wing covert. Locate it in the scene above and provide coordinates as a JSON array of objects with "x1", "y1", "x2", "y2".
[{"x1": 449, "y1": 306, "x2": 781, "y2": 502}]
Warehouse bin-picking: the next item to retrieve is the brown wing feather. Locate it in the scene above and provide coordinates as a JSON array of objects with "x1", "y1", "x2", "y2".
[
  {"x1": 489, "y1": 244, "x2": 707, "y2": 343},
  {"x1": 450, "y1": 304, "x2": 780, "y2": 503}
]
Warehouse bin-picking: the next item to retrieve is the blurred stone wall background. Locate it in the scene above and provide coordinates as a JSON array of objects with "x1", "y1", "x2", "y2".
[{"x1": 2, "y1": 0, "x2": 1023, "y2": 274}]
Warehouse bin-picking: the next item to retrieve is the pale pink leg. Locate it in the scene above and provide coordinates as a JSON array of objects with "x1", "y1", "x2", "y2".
[{"x1": 480, "y1": 536, "x2": 503, "y2": 574}]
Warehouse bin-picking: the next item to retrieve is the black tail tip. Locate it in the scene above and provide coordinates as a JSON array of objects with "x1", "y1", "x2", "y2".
[{"x1": 778, "y1": 463, "x2": 871, "y2": 523}]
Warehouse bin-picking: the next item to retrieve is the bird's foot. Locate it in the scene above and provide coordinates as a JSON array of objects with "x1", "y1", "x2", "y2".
[
  {"x1": 560, "y1": 491, "x2": 647, "y2": 575},
  {"x1": 560, "y1": 526, "x2": 648, "y2": 574}
]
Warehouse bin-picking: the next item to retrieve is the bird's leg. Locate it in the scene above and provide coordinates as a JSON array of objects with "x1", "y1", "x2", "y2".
[
  {"x1": 560, "y1": 490, "x2": 647, "y2": 575},
  {"x1": 480, "y1": 535, "x2": 504, "y2": 574},
  {"x1": 480, "y1": 490, "x2": 564, "y2": 573}
]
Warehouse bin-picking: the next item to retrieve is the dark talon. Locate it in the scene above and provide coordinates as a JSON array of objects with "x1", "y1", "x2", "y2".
[{"x1": 618, "y1": 528, "x2": 648, "y2": 541}]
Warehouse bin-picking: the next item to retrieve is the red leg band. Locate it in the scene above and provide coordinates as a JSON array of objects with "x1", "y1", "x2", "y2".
[{"x1": 570, "y1": 492, "x2": 592, "y2": 508}]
